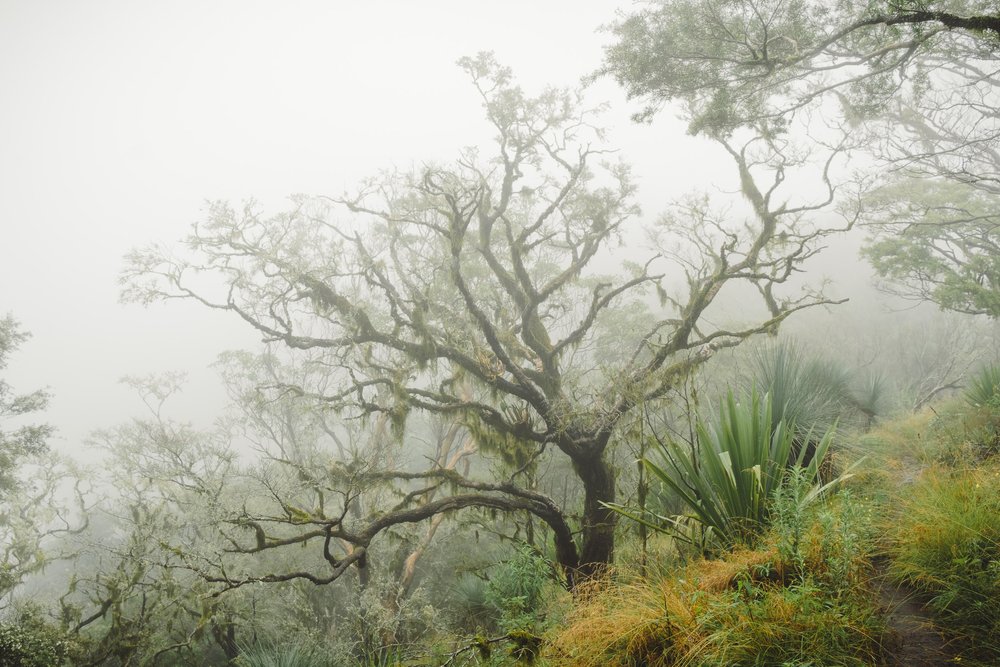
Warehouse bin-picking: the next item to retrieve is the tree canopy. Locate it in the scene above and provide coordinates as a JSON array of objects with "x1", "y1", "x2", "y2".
[
  {"x1": 604, "y1": 0, "x2": 1000, "y2": 316},
  {"x1": 863, "y1": 179, "x2": 1000, "y2": 316},
  {"x1": 603, "y1": 0, "x2": 999, "y2": 136},
  {"x1": 0, "y1": 315, "x2": 52, "y2": 496},
  {"x1": 0, "y1": 316, "x2": 84, "y2": 600}
]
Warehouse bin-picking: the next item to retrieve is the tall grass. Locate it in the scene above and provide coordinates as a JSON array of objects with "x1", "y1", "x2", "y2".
[
  {"x1": 547, "y1": 509, "x2": 885, "y2": 667},
  {"x1": 889, "y1": 463, "x2": 1000, "y2": 660}
]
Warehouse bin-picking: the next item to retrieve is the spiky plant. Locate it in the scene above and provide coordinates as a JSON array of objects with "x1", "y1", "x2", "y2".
[
  {"x1": 965, "y1": 364, "x2": 1000, "y2": 408},
  {"x1": 236, "y1": 641, "x2": 330, "y2": 667},
  {"x1": 610, "y1": 391, "x2": 850, "y2": 550},
  {"x1": 747, "y1": 341, "x2": 859, "y2": 435},
  {"x1": 853, "y1": 373, "x2": 885, "y2": 428}
]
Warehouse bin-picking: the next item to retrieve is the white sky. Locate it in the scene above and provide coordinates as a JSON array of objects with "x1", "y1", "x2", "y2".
[{"x1": 1, "y1": 1, "x2": 734, "y2": 451}]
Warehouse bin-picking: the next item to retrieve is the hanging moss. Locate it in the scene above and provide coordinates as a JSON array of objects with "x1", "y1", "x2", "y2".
[
  {"x1": 463, "y1": 407, "x2": 539, "y2": 475},
  {"x1": 473, "y1": 634, "x2": 492, "y2": 660}
]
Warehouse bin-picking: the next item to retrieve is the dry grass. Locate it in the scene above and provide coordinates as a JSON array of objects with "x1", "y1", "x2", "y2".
[
  {"x1": 543, "y1": 573, "x2": 692, "y2": 667},
  {"x1": 546, "y1": 510, "x2": 885, "y2": 666},
  {"x1": 690, "y1": 547, "x2": 783, "y2": 592}
]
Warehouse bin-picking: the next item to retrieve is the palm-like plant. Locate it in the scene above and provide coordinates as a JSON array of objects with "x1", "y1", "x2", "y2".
[
  {"x1": 236, "y1": 642, "x2": 331, "y2": 667},
  {"x1": 965, "y1": 364, "x2": 1000, "y2": 408},
  {"x1": 746, "y1": 341, "x2": 885, "y2": 474},
  {"x1": 611, "y1": 391, "x2": 847, "y2": 550},
  {"x1": 747, "y1": 341, "x2": 868, "y2": 435}
]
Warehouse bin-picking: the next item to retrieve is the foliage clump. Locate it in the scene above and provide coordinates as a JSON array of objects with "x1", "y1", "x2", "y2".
[
  {"x1": 484, "y1": 546, "x2": 554, "y2": 634},
  {"x1": 0, "y1": 606, "x2": 80, "y2": 667},
  {"x1": 966, "y1": 364, "x2": 1000, "y2": 410},
  {"x1": 613, "y1": 389, "x2": 846, "y2": 552},
  {"x1": 745, "y1": 341, "x2": 881, "y2": 433}
]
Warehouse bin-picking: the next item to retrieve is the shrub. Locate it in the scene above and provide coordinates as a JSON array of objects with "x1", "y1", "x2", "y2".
[
  {"x1": 484, "y1": 546, "x2": 553, "y2": 634},
  {"x1": 0, "y1": 607, "x2": 78, "y2": 667}
]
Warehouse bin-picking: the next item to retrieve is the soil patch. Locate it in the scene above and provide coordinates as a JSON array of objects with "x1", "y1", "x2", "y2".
[{"x1": 874, "y1": 559, "x2": 956, "y2": 666}]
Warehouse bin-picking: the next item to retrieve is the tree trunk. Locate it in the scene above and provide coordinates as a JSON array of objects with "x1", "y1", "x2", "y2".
[
  {"x1": 572, "y1": 453, "x2": 616, "y2": 580},
  {"x1": 211, "y1": 618, "x2": 239, "y2": 661}
]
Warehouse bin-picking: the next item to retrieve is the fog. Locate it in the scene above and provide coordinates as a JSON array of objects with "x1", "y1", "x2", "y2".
[{"x1": 2, "y1": 3, "x2": 999, "y2": 665}]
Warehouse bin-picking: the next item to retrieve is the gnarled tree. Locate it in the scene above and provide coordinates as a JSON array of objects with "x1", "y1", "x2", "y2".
[{"x1": 123, "y1": 53, "x2": 848, "y2": 585}]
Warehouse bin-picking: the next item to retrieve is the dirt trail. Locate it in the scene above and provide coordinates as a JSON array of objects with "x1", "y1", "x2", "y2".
[
  {"x1": 875, "y1": 454, "x2": 957, "y2": 665},
  {"x1": 875, "y1": 563, "x2": 956, "y2": 666}
]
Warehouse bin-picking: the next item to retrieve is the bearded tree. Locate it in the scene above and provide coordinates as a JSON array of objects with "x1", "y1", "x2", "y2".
[
  {"x1": 603, "y1": 0, "x2": 999, "y2": 135},
  {"x1": 123, "y1": 54, "x2": 847, "y2": 585}
]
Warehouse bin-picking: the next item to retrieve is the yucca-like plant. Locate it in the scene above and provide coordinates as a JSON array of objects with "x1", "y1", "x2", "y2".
[
  {"x1": 611, "y1": 391, "x2": 849, "y2": 550},
  {"x1": 746, "y1": 341, "x2": 880, "y2": 436},
  {"x1": 236, "y1": 641, "x2": 331, "y2": 667},
  {"x1": 965, "y1": 364, "x2": 1000, "y2": 408}
]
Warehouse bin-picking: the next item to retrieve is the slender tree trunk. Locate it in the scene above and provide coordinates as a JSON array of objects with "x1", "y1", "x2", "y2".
[
  {"x1": 637, "y1": 455, "x2": 648, "y2": 578},
  {"x1": 211, "y1": 618, "x2": 239, "y2": 661}
]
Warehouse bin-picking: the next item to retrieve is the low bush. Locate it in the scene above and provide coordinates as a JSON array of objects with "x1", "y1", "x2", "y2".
[{"x1": 484, "y1": 545, "x2": 555, "y2": 634}]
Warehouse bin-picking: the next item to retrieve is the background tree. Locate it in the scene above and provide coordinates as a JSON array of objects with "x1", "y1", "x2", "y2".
[
  {"x1": 63, "y1": 368, "x2": 512, "y2": 665},
  {"x1": 0, "y1": 315, "x2": 52, "y2": 495},
  {"x1": 603, "y1": 0, "x2": 999, "y2": 137},
  {"x1": 123, "y1": 53, "x2": 848, "y2": 584},
  {"x1": 215, "y1": 350, "x2": 480, "y2": 657},
  {"x1": 0, "y1": 316, "x2": 85, "y2": 601},
  {"x1": 604, "y1": 0, "x2": 1000, "y2": 314},
  {"x1": 61, "y1": 374, "x2": 239, "y2": 665},
  {"x1": 863, "y1": 176, "x2": 1000, "y2": 317}
]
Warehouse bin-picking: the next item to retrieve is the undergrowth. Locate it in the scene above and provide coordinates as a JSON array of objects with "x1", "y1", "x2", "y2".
[
  {"x1": 452, "y1": 398, "x2": 1000, "y2": 666},
  {"x1": 546, "y1": 491, "x2": 886, "y2": 666},
  {"x1": 888, "y1": 462, "x2": 1000, "y2": 662},
  {"x1": 858, "y1": 395, "x2": 1000, "y2": 664}
]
